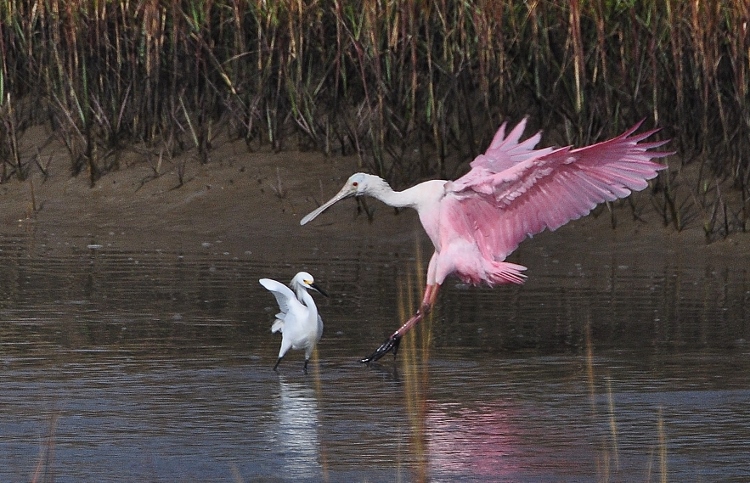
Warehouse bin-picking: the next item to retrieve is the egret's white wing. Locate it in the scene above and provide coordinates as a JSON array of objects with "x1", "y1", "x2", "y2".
[
  {"x1": 260, "y1": 278, "x2": 298, "y2": 318},
  {"x1": 271, "y1": 319, "x2": 284, "y2": 334}
]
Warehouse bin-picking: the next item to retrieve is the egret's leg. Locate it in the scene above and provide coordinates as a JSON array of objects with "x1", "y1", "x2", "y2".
[
  {"x1": 361, "y1": 284, "x2": 440, "y2": 363},
  {"x1": 303, "y1": 359, "x2": 309, "y2": 374},
  {"x1": 275, "y1": 339, "x2": 291, "y2": 372}
]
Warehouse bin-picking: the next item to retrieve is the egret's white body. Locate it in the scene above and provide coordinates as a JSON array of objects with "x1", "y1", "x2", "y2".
[{"x1": 260, "y1": 272, "x2": 326, "y2": 372}]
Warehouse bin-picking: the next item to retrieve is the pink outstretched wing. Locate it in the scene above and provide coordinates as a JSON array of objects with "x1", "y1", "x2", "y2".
[
  {"x1": 446, "y1": 120, "x2": 671, "y2": 261},
  {"x1": 469, "y1": 117, "x2": 556, "y2": 173}
]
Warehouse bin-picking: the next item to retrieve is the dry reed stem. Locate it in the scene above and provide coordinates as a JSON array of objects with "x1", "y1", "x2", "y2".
[{"x1": 0, "y1": 1, "x2": 747, "y2": 236}]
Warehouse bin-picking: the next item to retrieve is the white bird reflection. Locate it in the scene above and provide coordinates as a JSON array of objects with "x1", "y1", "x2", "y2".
[{"x1": 272, "y1": 377, "x2": 324, "y2": 479}]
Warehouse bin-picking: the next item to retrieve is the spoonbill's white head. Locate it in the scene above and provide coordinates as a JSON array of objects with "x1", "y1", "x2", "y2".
[{"x1": 300, "y1": 173, "x2": 386, "y2": 225}]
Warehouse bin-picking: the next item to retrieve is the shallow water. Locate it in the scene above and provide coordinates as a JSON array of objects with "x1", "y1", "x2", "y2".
[{"x1": 0, "y1": 229, "x2": 749, "y2": 482}]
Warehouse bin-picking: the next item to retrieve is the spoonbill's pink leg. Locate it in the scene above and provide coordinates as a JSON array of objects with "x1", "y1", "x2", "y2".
[{"x1": 360, "y1": 284, "x2": 441, "y2": 363}]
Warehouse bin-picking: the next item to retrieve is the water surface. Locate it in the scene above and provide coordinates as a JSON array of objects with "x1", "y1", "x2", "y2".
[{"x1": 0, "y1": 228, "x2": 748, "y2": 482}]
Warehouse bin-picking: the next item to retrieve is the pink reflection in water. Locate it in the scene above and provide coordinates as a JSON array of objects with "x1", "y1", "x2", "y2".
[
  {"x1": 425, "y1": 400, "x2": 595, "y2": 481},
  {"x1": 426, "y1": 401, "x2": 523, "y2": 478}
]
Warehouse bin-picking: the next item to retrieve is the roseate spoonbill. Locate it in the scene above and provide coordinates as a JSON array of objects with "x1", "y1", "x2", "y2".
[
  {"x1": 260, "y1": 272, "x2": 328, "y2": 373},
  {"x1": 300, "y1": 118, "x2": 670, "y2": 363}
]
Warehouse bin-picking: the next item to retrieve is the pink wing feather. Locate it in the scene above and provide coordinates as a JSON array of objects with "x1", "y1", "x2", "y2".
[
  {"x1": 469, "y1": 117, "x2": 556, "y2": 172},
  {"x1": 445, "y1": 120, "x2": 671, "y2": 262}
]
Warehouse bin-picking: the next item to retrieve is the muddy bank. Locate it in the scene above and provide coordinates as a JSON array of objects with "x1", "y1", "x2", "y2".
[{"x1": 1, "y1": 126, "x2": 748, "y2": 269}]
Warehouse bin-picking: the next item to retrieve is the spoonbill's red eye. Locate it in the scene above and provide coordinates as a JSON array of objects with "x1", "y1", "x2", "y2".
[{"x1": 352, "y1": 182, "x2": 359, "y2": 187}]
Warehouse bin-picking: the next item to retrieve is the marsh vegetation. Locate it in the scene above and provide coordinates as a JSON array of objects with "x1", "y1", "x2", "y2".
[{"x1": 0, "y1": 0, "x2": 748, "y2": 239}]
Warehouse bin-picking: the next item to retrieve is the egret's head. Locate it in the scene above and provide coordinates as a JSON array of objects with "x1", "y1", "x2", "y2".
[
  {"x1": 292, "y1": 271, "x2": 328, "y2": 297},
  {"x1": 300, "y1": 172, "x2": 379, "y2": 225}
]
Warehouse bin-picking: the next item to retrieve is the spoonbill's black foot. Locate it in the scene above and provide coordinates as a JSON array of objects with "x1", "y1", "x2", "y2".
[
  {"x1": 360, "y1": 333, "x2": 401, "y2": 364},
  {"x1": 303, "y1": 359, "x2": 309, "y2": 374}
]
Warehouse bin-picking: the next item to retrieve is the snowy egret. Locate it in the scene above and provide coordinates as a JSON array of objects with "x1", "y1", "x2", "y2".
[
  {"x1": 260, "y1": 272, "x2": 327, "y2": 373},
  {"x1": 301, "y1": 118, "x2": 670, "y2": 363}
]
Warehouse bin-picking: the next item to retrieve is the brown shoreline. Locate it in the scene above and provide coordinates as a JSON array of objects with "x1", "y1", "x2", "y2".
[{"x1": 2, "y1": 127, "x2": 748, "y2": 268}]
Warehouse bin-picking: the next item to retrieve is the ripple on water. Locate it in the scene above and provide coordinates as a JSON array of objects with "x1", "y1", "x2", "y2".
[{"x1": 0, "y1": 233, "x2": 748, "y2": 481}]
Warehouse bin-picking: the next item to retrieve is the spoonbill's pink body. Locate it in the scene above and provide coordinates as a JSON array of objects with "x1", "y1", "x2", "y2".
[{"x1": 301, "y1": 118, "x2": 670, "y2": 362}]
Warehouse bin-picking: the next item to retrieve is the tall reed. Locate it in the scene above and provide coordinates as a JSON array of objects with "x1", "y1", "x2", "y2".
[{"x1": 0, "y1": 1, "x2": 747, "y2": 235}]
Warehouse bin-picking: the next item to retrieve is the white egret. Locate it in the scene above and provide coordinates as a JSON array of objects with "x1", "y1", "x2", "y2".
[{"x1": 260, "y1": 272, "x2": 327, "y2": 373}]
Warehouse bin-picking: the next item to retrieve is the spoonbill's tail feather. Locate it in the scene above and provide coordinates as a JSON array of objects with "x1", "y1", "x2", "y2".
[{"x1": 486, "y1": 261, "x2": 528, "y2": 286}]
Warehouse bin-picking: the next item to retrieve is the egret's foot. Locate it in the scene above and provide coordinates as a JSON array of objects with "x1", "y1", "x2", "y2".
[{"x1": 360, "y1": 333, "x2": 401, "y2": 364}]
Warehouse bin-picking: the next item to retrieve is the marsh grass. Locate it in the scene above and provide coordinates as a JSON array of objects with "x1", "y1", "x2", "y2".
[{"x1": 0, "y1": 0, "x2": 747, "y2": 237}]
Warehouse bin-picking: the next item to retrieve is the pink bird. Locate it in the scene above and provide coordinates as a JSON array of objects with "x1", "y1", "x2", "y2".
[{"x1": 300, "y1": 118, "x2": 670, "y2": 363}]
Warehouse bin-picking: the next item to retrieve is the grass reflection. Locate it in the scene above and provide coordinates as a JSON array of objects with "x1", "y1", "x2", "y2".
[
  {"x1": 308, "y1": 350, "x2": 330, "y2": 482},
  {"x1": 398, "y1": 240, "x2": 432, "y2": 482},
  {"x1": 31, "y1": 413, "x2": 58, "y2": 483},
  {"x1": 585, "y1": 311, "x2": 670, "y2": 482}
]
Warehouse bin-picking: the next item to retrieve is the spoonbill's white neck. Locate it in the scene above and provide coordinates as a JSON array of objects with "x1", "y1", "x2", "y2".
[{"x1": 363, "y1": 175, "x2": 445, "y2": 210}]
